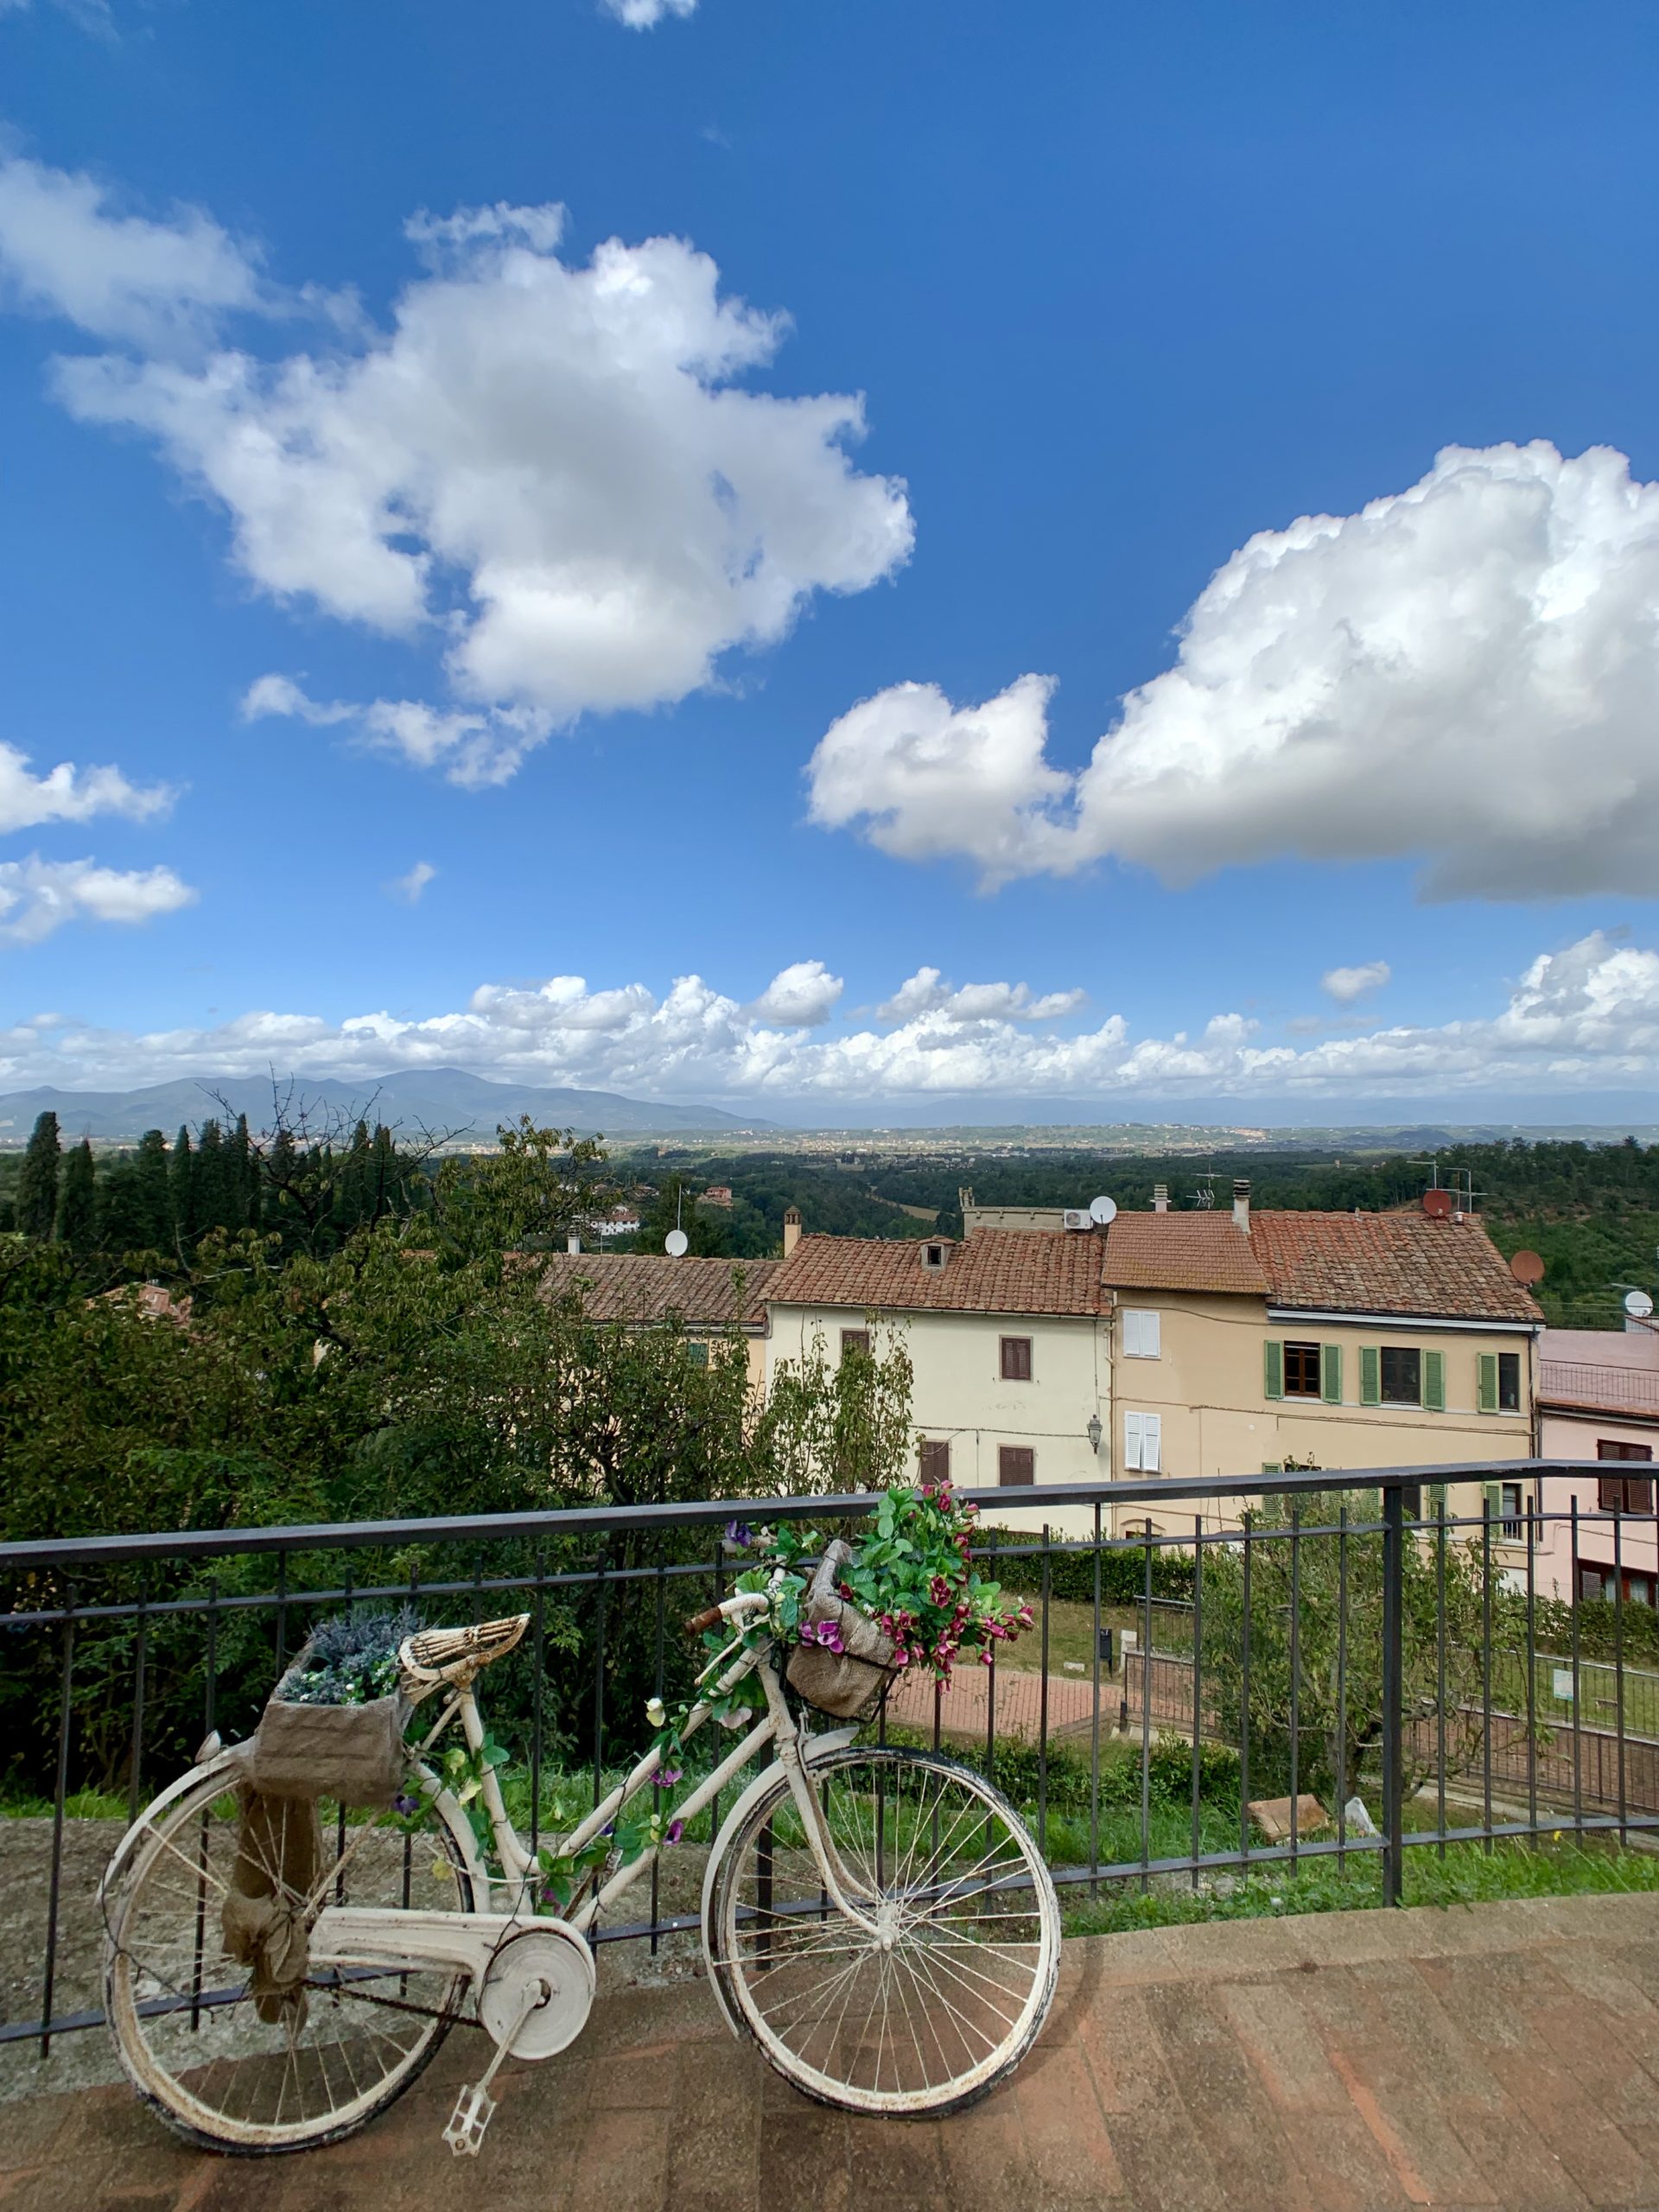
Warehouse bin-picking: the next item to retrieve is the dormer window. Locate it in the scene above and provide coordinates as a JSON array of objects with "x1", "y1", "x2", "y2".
[{"x1": 922, "y1": 1243, "x2": 947, "y2": 1270}]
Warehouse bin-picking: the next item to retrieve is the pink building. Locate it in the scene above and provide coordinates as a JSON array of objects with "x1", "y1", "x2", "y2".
[{"x1": 1534, "y1": 1325, "x2": 1659, "y2": 1609}]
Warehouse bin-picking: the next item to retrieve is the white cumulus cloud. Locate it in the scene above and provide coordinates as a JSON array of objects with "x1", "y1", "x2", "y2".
[
  {"x1": 5, "y1": 931, "x2": 1659, "y2": 1104},
  {"x1": 603, "y1": 0, "x2": 697, "y2": 23},
  {"x1": 877, "y1": 967, "x2": 1084, "y2": 1022},
  {"x1": 0, "y1": 155, "x2": 260, "y2": 350},
  {"x1": 6, "y1": 157, "x2": 912, "y2": 776},
  {"x1": 810, "y1": 443, "x2": 1659, "y2": 900},
  {"x1": 244, "y1": 677, "x2": 550, "y2": 788},
  {"x1": 749, "y1": 960, "x2": 844, "y2": 1027},
  {"x1": 387, "y1": 861, "x2": 437, "y2": 906},
  {"x1": 1323, "y1": 961, "x2": 1391, "y2": 1004},
  {"x1": 0, "y1": 741, "x2": 174, "y2": 832},
  {"x1": 0, "y1": 855, "x2": 196, "y2": 944}
]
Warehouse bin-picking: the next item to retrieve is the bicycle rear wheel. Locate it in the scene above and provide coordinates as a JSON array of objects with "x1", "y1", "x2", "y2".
[
  {"x1": 105, "y1": 1757, "x2": 476, "y2": 2154},
  {"x1": 706, "y1": 1745, "x2": 1059, "y2": 2115}
]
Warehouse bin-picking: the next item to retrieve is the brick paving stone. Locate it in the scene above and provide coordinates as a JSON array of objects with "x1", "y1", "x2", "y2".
[
  {"x1": 8, "y1": 1894, "x2": 1659, "y2": 2212},
  {"x1": 1008, "y1": 2037, "x2": 1127, "y2": 2204}
]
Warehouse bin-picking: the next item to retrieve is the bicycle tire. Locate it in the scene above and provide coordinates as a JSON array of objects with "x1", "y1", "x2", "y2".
[
  {"x1": 705, "y1": 1744, "x2": 1059, "y2": 2117},
  {"x1": 105, "y1": 1756, "x2": 477, "y2": 2155}
]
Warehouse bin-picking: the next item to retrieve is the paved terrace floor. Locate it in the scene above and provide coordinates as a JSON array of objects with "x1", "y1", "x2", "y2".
[{"x1": 5, "y1": 1892, "x2": 1659, "y2": 2212}]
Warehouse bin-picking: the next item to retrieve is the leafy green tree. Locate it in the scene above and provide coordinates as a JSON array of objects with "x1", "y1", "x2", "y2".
[
  {"x1": 97, "y1": 1130, "x2": 174, "y2": 1259},
  {"x1": 757, "y1": 1320, "x2": 916, "y2": 1495},
  {"x1": 16, "y1": 1111, "x2": 60, "y2": 1241},
  {"x1": 54, "y1": 1137, "x2": 98, "y2": 1254},
  {"x1": 434, "y1": 1118, "x2": 613, "y2": 1262},
  {"x1": 1197, "y1": 1491, "x2": 1498, "y2": 1813},
  {"x1": 169, "y1": 1125, "x2": 197, "y2": 1254}
]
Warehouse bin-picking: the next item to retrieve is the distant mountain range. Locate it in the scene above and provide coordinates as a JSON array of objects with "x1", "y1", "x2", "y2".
[{"x1": 0, "y1": 1068, "x2": 772, "y2": 1144}]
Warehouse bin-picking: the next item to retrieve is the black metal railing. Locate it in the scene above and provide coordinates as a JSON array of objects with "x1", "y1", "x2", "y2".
[{"x1": 3, "y1": 1459, "x2": 1655, "y2": 2061}]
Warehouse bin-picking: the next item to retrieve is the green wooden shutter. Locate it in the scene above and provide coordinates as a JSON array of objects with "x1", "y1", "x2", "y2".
[
  {"x1": 1483, "y1": 1481, "x2": 1503, "y2": 1529},
  {"x1": 1263, "y1": 1340, "x2": 1283, "y2": 1400},
  {"x1": 1424, "y1": 1349, "x2": 1445, "y2": 1412},
  {"x1": 1321, "y1": 1344, "x2": 1342, "y2": 1403},
  {"x1": 1359, "y1": 1345, "x2": 1380, "y2": 1406},
  {"x1": 1429, "y1": 1481, "x2": 1448, "y2": 1524},
  {"x1": 1477, "y1": 1353, "x2": 1497, "y2": 1414}
]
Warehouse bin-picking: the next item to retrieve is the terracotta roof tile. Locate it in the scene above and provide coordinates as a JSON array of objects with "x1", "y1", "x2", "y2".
[
  {"x1": 765, "y1": 1230, "x2": 1106, "y2": 1318},
  {"x1": 537, "y1": 1252, "x2": 779, "y2": 1328},
  {"x1": 1100, "y1": 1214, "x2": 1268, "y2": 1296},
  {"x1": 1249, "y1": 1211, "x2": 1541, "y2": 1323}
]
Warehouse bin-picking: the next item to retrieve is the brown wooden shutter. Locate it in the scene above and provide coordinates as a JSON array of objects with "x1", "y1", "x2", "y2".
[
  {"x1": 1001, "y1": 1336, "x2": 1033, "y2": 1381},
  {"x1": 918, "y1": 1439, "x2": 950, "y2": 1483},
  {"x1": 998, "y1": 1446, "x2": 1035, "y2": 1486}
]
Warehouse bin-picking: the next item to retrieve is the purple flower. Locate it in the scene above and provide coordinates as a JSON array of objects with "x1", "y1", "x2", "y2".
[
  {"x1": 392, "y1": 1792, "x2": 419, "y2": 1817},
  {"x1": 666, "y1": 1819, "x2": 685, "y2": 1846},
  {"x1": 725, "y1": 1520, "x2": 753, "y2": 1548},
  {"x1": 658, "y1": 1766, "x2": 683, "y2": 1787}
]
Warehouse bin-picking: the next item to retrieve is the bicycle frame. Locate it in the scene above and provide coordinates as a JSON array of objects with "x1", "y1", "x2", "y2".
[{"x1": 311, "y1": 1596, "x2": 881, "y2": 1991}]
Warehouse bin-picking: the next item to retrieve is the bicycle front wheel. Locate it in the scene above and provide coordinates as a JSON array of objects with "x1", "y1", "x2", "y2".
[
  {"x1": 707, "y1": 1745, "x2": 1059, "y2": 2116},
  {"x1": 105, "y1": 1757, "x2": 477, "y2": 2154}
]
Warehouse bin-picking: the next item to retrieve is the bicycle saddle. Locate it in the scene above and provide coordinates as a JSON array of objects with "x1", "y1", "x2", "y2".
[{"x1": 399, "y1": 1614, "x2": 531, "y2": 1688}]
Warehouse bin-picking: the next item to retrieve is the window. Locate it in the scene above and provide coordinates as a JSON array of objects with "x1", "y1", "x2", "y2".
[
  {"x1": 1122, "y1": 1309, "x2": 1161, "y2": 1360},
  {"x1": 1497, "y1": 1351, "x2": 1521, "y2": 1413},
  {"x1": 1599, "y1": 1473, "x2": 1655, "y2": 1516},
  {"x1": 1399, "y1": 1484, "x2": 1423, "y2": 1521},
  {"x1": 922, "y1": 1243, "x2": 946, "y2": 1270},
  {"x1": 1598, "y1": 1440, "x2": 1653, "y2": 1460},
  {"x1": 1000, "y1": 1336, "x2": 1033, "y2": 1382},
  {"x1": 840, "y1": 1327, "x2": 871, "y2": 1361},
  {"x1": 1123, "y1": 1410, "x2": 1162, "y2": 1472},
  {"x1": 686, "y1": 1340, "x2": 709, "y2": 1369},
  {"x1": 998, "y1": 1445, "x2": 1034, "y2": 1486},
  {"x1": 1500, "y1": 1481, "x2": 1525, "y2": 1542},
  {"x1": 1380, "y1": 1346, "x2": 1421, "y2": 1406},
  {"x1": 1283, "y1": 1341, "x2": 1322, "y2": 1398},
  {"x1": 1580, "y1": 1564, "x2": 1610, "y2": 1604},
  {"x1": 918, "y1": 1439, "x2": 950, "y2": 1483}
]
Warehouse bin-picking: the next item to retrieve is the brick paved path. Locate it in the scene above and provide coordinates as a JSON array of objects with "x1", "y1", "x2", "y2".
[
  {"x1": 5, "y1": 1893, "x2": 1659, "y2": 2211},
  {"x1": 885, "y1": 1663, "x2": 1105, "y2": 1739}
]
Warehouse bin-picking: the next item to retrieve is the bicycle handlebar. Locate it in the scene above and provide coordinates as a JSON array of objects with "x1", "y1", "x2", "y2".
[{"x1": 682, "y1": 1591, "x2": 772, "y2": 1638}]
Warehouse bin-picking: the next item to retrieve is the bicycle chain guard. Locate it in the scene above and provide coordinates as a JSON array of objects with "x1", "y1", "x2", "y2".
[{"x1": 478, "y1": 1925, "x2": 594, "y2": 2060}]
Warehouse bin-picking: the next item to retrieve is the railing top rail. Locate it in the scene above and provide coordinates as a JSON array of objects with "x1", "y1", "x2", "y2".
[{"x1": 0, "y1": 1459, "x2": 1621, "y2": 1572}]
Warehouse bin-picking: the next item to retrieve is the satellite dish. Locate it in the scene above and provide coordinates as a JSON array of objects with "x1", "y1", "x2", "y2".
[
  {"x1": 1626, "y1": 1289, "x2": 1654, "y2": 1319},
  {"x1": 664, "y1": 1229, "x2": 690, "y2": 1257},
  {"x1": 1089, "y1": 1195, "x2": 1118, "y2": 1226},
  {"x1": 1510, "y1": 1249, "x2": 1545, "y2": 1285}
]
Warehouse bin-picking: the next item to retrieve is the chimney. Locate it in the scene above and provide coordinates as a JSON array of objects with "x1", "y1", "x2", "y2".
[
  {"x1": 783, "y1": 1205, "x2": 802, "y2": 1258},
  {"x1": 1153, "y1": 1184, "x2": 1169, "y2": 1213},
  {"x1": 567, "y1": 1232, "x2": 581, "y2": 1255},
  {"x1": 1232, "y1": 1179, "x2": 1250, "y2": 1234}
]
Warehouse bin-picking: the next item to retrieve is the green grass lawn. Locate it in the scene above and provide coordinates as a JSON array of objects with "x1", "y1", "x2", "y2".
[{"x1": 1062, "y1": 1832, "x2": 1659, "y2": 1936}]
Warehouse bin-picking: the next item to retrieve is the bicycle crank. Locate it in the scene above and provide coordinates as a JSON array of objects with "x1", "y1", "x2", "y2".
[{"x1": 442, "y1": 1924, "x2": 596, "y2": 2158}]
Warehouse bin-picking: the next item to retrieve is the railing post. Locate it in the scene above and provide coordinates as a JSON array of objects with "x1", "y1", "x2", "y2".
[{"x1": 1381, "y1": 1481, "x2": 1405, "y2": 1907}]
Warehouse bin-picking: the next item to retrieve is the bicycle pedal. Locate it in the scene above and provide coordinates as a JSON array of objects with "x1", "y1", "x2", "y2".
[{"x1": 443, "y1": 2082, "x2": 497, "y2": 2157}]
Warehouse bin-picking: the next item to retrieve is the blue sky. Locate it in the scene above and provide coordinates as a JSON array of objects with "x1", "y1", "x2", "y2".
[{"x1": 2, "y1": 0, "x2": 1659, "y2": 1122}]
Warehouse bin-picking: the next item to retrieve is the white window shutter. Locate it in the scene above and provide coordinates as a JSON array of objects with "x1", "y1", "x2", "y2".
[
  {"x1": 1123, "y1": 1310, "x2": 1161, "y2": 1358},
  {"x1": 1144, "y1": 1312, "x2": 1160, "y2": 1358},
  {"x1": 1143, "y1": 1413, "x2": 1161, "y2": 1472},
  {"x1": 1124, "y1": 1410, "x2": 1144, "y2": 1470}
]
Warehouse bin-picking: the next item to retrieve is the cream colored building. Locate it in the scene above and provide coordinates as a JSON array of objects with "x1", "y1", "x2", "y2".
[
  {"x1": 763, "y1": 1185, "x2": 1542, "y2": 1541},
  {"x1": 1532, "y1": 1326, "x2": 1659, "y2": 1608},
  {"x1": 1099, "y1": 1185, "x2": 1541, "y2": 1546},
  {"x1": 761, "y1": 1227, "x2": 1109, "y2": 1525}
]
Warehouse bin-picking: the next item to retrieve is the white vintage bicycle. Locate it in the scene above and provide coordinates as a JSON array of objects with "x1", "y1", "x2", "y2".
[{"x1": 101, "y1": 1587, "x2": 1060, "y2": 2156}]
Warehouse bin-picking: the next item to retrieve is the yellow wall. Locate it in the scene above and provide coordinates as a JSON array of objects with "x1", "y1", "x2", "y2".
[{"x1": 1109, "y1": 1290, "x2": 1535, "y2": 1537}]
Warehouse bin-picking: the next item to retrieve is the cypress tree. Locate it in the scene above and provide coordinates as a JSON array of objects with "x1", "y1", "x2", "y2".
[
  {"x1": 169, "y1": 1124, "x2": 197, "y2": 1254},
  {"x1": 232, "y1": 1115, "x2": 258, "y2": 1230},
  {"x1": 17, "y1": 1110, "x2": 60, "y2": 1240},
  {"x1": 194, "y1": 1119, "x2": 230, "y2": 1234},
  {"x1": 370, "y1": 1123, "x2": 398, "y2": 1224},
  {"x1": 134, "y1": 1128, "x2": 174, "y2": 1249},
  {"x1": 54, "y1": 1137, "x2": 98, "y2": 1254},
  {"x1": 340, "y1": 1119, "x2": 372, "y2": 1233}
]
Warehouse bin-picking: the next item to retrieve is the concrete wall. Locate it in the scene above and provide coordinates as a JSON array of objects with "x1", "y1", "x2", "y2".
[
  {"x1": 764, "y1": 1302, "x2": 1108, "y2": 1535},
  {"x1": 1535, "y1": 1407, "x2": 1659, "y2": 1603},
  {"x1": 1105, "y1": 1291, "x2": 1535, "y2": 1541}
]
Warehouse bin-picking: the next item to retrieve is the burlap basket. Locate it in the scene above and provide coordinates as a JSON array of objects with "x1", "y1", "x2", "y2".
[
  {"x1": 240, "y1": 1645, "x2": 412, "y2": 1809},
  {"x1": 785, "y1": 1541, "x2": 902, "y2": 1722}
]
